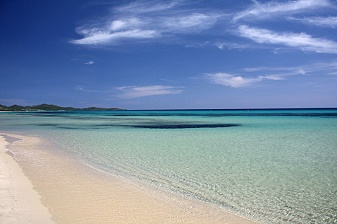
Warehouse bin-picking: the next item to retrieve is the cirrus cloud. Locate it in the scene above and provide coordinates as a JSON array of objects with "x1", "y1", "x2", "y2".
[
  {"x1": 237, "y1": 25, "x2": 337, "y2": 53},
  {"x1": 288, "y1": 16, "x2": 337, "y2": 28},
  {"x1": 115, "y1": 0, "x2": 184, "y2": 14},
  {"x1": 233, "y1": 0, "x2": 332, "y2": 21},
  {"x1": 70, "y1": 0, "x2": 223, "y2": 46},
  {"x1": 204, "y1": 60, "x2": 337, "y2": 88},
  {"x1": 70, "y1": 28, "x2": 160, "y2": 45}
]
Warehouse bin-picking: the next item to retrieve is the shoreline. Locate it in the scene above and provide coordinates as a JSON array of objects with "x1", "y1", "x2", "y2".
[
  {"x1": 0, "y1": 132, "x2": 259, "y2": 224},
  {"x1": 0, "y1": 134, "x2": 54, "y2": 224}
]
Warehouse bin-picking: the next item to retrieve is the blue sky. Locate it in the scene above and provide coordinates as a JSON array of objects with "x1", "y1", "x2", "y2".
[{"x1": 1, "y1": 0, "x2": 337, "y2": 109}]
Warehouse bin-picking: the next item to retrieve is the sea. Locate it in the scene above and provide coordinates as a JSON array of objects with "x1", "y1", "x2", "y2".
[{"x1": 1, "y1": 109, "x2": 336, "y2": 224}]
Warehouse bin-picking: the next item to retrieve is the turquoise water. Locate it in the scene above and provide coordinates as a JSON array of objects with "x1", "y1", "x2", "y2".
[{"x1": 1, "y1": 109, "x2": 337, "y2": 223}]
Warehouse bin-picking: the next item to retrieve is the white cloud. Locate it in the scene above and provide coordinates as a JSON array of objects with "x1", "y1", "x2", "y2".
[
  {"x1": 262, "y1": 74, "x2": 286, "y2": 80},
  {"x1": 214, "y1": 41, "x2": 250, "y2": 50},
  {"x1": 115, "y1": 85, "x2": 184, "y2": 98},
  {"x1": 116, "y1": 0, "x2": 184, "y2": 14},
  {"x1": 70, "y1": 0, "x2": 224, "y2": 46},
  {"x1": 84, "y1": 60, "x2": 94, "y2": 65},
  {"x1": 243, "y1": 60, "x2": 337, "y2": 77},
  {"x1": 110, "y1": 17, "x2": 143, "y2": 31},
  {"x1": 288, "y1": 16, "x2": 337, "y2": 28},
  {"x1": 243, "y1": 66, "x2": 307, "y2": 74},
  {"x1": 185, "y1": 41, "x2": 250, "y2": 50},
  {"x1": 204, "y1": 73, "x2": 265, "y2": 88},
  {"x1": 71, "y1": 28, "x2": 159, "y2": 45},
  {"x1": 237, "y1": 25, "x2": 337, "y2": 53},
  {"x1": 163, "y1": 13, "x2": 220, "y2": 32},
  {"x1": 234, "y1": 0, "x2": 331, "y2": 21},
  {"x1": 204, "y1": 60, "x2": 337, "y2": 88},
  {"x1": 70, "y1": 0, "x2": 337, "y2": 53},
  {"x1": 299, "y1": 60, "x2": 337, "y2": 74},
  {"x1": 75, "y1": 85, "x2": 100, "y2": 93}
]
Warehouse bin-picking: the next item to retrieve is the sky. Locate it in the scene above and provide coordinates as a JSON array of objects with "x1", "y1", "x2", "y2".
[{"x1": 1, "y1": 0, "x2": 337, "y2": 109}]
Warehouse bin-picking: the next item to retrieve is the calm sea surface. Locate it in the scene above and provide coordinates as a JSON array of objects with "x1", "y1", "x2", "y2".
[{"x1": 1, "y1": 109, "x2": 337, "y2": 224}]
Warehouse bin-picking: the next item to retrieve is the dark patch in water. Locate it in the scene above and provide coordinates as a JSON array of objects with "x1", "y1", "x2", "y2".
[
  {"x1": 35, "y1": 122, "x2": 241, "y2": 130},
  {"x1": 36, "y1": 123, "x2": 58, "y2": 127},
  {"x1": 57, "y1": 126, "x2": 95, "y2": 130},
  {"x1": 128, "y1": 123, "x2": 240, "y2": 129}
]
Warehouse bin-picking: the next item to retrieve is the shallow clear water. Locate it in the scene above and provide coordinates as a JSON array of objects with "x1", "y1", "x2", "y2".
[{"x1": 1, "y1": 109, "x2": 337, "y2": 224}]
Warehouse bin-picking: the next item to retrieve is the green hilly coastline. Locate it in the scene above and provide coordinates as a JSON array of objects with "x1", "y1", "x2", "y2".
[{"x1": 0, "y1": 103, "x2": 124, "y2": 111}]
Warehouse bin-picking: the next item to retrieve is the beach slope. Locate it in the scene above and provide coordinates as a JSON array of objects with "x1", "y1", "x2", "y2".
[
  {"x1": 1, "y1": 132, "x2": 258, "y2": 224},
  {"x1": 0, "y1": 134, "x2": 54, "y2": 224}
]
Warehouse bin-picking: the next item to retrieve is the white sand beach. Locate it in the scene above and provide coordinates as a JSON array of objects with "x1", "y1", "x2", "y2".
[
  {"x1": 0, "y1": 134, "x2": 54, "y2": 224},
  {"x1": 0, "y1": 132, "x2": 258, "y2": 224}
]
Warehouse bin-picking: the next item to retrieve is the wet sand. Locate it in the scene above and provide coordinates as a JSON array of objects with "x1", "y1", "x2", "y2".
[{"x1": 1, "y1": 132, "x2": 258, "y2": 224}]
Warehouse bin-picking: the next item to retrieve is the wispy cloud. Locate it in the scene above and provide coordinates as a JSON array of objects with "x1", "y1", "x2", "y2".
[
  {"x1": 243, "y1": 61, "x2": 337, "y2": 75},
  {"x1": 228, "y1": 0, "x2": 337, "y2": 54},
  {"x1": 163, "y1": 13, "x2": 220, "y2": 32},
  {"x1": 75, "y1": 84, "x2": 185, "y2": 98},
  {"x1": 75, "y1": 85, "x2": 101, "y2": 93},
  {"x1": 185, "y1": 40, "x2": 252, "y2": 51},
  {"x1": 233, "y1": 0, "x2": 331, "y2": 21},
  {"x1": 114, "y1": 85, "x2": 184, "y2": 98},
  {"x1": 242, "y1": 67, "x2": 306, "y2": 78},
  {"x1": 288, "y1": 16, "x2": 337, "y2": 28},
  {"x1": 70, "y1": 28, "x2": 159, "y2": 45},
  {"x1": 204, "y1": 60, "x2": 337, "y2": 88},
  {"x1": 237, "y1": 25, "x2": 337, "y2": 53},
  {"x1": 213, "y1": 41, "x2": 251, "y2": 50},
  {"x1": 70, "y1": 0, "x2": 224, "y2": 46},
  {"x1": 115, "y1": 0, "x2": 184, "y2": 14},
  {"x1": 203, "y1": 73, "x2": 282, "y2": 88},
  {"x1": 204, "y1": 73, "x2": 263, "y2": 88},
  {"x1": 70, "y1": 0, "x2": 337, "y2": 54}
]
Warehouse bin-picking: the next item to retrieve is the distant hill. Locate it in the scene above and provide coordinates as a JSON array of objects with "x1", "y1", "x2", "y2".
[{"x1": 0, "y1": 103, "x2": 125, "y2": 111}]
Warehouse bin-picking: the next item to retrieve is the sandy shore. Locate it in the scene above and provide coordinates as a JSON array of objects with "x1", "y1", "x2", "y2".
[
  {"x1": 0, "y1": 132, "x2": 259, "y2": 224},
  {"x1": 0, "y1": 134, "x2": 54, "y2": 224}
]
